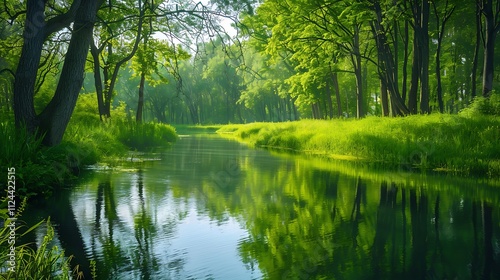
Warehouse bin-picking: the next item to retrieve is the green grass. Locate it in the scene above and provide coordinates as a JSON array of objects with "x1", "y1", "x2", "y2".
[
  {"x1": 114, "y1": 121, "x2": 177, "y2": 149},
  {"x1": 0, "y1": 117, "x2": 177, "y2": 199},
  {"x1": 0, "y1": 198, "x2": 84, "y2": 279},
  {"x1": 218, "y1": 113, "x2": 500, "y2": 177}
]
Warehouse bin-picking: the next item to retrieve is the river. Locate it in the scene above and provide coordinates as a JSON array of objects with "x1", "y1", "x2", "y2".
[{"x1": 24, "y1": 134, "x2": 500, "y2": 279}]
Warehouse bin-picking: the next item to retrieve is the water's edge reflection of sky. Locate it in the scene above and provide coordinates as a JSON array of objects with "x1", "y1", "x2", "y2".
[{"x1": 25, "y1": 135, "x2": 500, "y2": 279}]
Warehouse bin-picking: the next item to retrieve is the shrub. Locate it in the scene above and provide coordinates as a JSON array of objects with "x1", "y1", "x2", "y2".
[
  {"x1": 460, "y1": 93, "x2": 500, "y2": 117},
  {"x1": 114, "y1": 121, "x2": 177, "y2": 150}
]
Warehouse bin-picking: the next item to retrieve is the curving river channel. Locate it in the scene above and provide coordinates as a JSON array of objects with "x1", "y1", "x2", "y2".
[{"x1": 25, "y1": 134, "x2": 500, "y2": 279}]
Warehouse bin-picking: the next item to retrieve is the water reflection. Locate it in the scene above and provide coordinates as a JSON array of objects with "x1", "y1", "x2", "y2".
[{"x1": 25, "y1": 136, "x2": 500, "y2": 279}]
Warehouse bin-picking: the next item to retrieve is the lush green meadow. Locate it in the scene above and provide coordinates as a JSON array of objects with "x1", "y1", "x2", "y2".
[{"x1": 218, "y1": 101, "x2": 500, "y2": 177}]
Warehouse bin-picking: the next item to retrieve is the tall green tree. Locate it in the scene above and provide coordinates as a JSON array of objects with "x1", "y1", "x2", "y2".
[
  {"x1": 432, "y1": 0, "x2": 455, "y2": 113},
  {"x1": 12, "y1": 0, "x2": 102, "y2": 145},
  {"x1": 478, "y1": 0, "x2": 500, "y2": 96},
  {"x1": 90, "y1": 0, "x2": 146, "y2": 120}
]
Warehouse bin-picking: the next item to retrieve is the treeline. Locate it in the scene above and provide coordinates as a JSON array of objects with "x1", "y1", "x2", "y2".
[
  {"x1": 237, "y1": 0, "x2": 500, "y2": 119},
  {"x1": 107, "y1": 0, "x2": 500, "y2": 122},
  {"x1": 1, "y1": 0, "x2": 499, "y2": 133}
]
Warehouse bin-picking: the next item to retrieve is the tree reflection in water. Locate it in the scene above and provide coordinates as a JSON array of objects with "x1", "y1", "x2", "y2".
[{"x1": 23, "y1": 136, "x2": 500, "y2": 279}]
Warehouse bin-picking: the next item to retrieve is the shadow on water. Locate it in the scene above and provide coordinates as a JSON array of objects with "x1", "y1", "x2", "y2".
[{"x1": 23, "y1": 135, "x2": 500, "y2": 279}]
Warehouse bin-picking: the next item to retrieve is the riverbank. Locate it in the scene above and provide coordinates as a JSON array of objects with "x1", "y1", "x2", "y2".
[
  {"x1": 0, "y1": 119, "x2": 177, "y2": 199},
  {"x1": 217, "y1": 113, "x2": 500, "y2": 177}
]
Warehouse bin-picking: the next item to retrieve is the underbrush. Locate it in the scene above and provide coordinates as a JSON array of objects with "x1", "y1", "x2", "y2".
[{"x1": 218, "y1": 100, "x2": 500, "y2": 177}]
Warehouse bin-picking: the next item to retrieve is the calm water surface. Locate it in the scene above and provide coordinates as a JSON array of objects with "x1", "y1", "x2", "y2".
[{"x1": 26, "y1": 135, "x2": 500, "y2": 279}]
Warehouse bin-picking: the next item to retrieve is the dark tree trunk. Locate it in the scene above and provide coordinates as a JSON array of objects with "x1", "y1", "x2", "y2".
[
  {"x1": 183, "y1": 91, "x2": 200, "y2": 124},
  {"x1": 14, "y1": 0, "x2": 100, "y2": 146},
  {"x1": 408, "y1": 0, "x2": 421, "y2": 114},
  {"x1": 393, "y1": 1, "x2": 399, "y2": 98},
  {"x1": 95, "y1": 1, "x2": 145, "y2": 119},
  {"x1": 402, "y1": 13, "x2": 409, "y2": 104},
  {"x1": 419, "y1": 0, "x2": 430, "y2": 114},
  {"x1": 381, "y1": 79, "x2": 390, "y2": 116},
  {"x1": 408, "y1": 36, "x2": 419, "y2": 114},
  {"x1": 13, "y1": 0, "x2": 49, "y2": 133},
  {"x1": 38, "y1": 1, "x2": 98, "y2": 145},
  {"x1": 481, "y1": 0, "x2": 499, "y2": 97},
  {"x1": 376, "y1": 36, "x2": 390, "y2": 117},
  {"x1": 433, "y1": 0, "x2": 454, "y2": 113},
  {"x1": 371, "y1": 1, "x2": 409, "y2": 116},
  {"x1": 435, "y1": 49, "x2": 444, "y2": 113},
  {"x1": 471, "y1": 3, "x2": 481, "y2": 99},
  {"x1": 90, "y1": 41, "x2": 105, "y2": 120}
]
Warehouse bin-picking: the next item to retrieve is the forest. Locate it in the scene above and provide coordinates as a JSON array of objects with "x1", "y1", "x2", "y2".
[
  {"x1": 1, "y1": 0, "x2": 500, "y2": 279},
  {"x1": 1, "y1": 0, "x2": 499, "y2": 132}
]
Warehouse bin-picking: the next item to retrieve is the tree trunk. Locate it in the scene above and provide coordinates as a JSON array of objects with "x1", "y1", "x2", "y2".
[
  {"x1": 381, "y1": 80, "x2": 389, "y2": 116},
  {"x1": 13, "y1": 0, "x2": 48, "y2": 133},
  {"x1": 90, "y1": 41, "x2": 105, "y2": 120},
  {"x1": 402, "y1": 13, "x2": 409, "y2": 104},
  {"x1": 435, "y1": 43, "x2": 444, "y2": 113},
  {"x1": 376, "y1": 35, "x2": 390, "y2": 117},
  {"x1": 370, "y1": 1, "x2": 409, "y2": 116},
  {"x1": 136, "y1": 72, "x2": 146, "y2": 123},
  {"x1": 325, "y1": 77, "x2": 334, "y2": 119},
  {"x1": 419, "y1": 0, "x2": 430, "y2": 114},
  {"x1": 408, "y1": 0, "x2": 421, "y2": 114},
  {"x1": 38, "y1": 1, "x2": 99, "y2": 145},
  {"x1": 331, "y1": 72, "x2": 342, "y2": 117},
  {"x1": 95, "y1": 1, "x2": 145, "y2": 119},
  {"x1": 433, "y1": 1, "x2": 454, "y2": 113},
  {"x1": 353, "y1": 24, "x2": 364, "y2": 118},
  {"x1": 434, "y1": 6, "x2": 444, "y2": 113},
  {"x1": 471, "y1": 3, "x2": 481, "y2": 99},
  {"x1": 14, "y1": 0, "x2": 100, "y2": 146},
  {"x1": 481, "y1": 0, "x2": 499, "y2": 97}
]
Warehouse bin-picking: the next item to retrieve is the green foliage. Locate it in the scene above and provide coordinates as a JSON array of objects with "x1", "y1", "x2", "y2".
[
  {"x1": 130, "y1": 40, "x2": 190, "y2": 87},
  {"x1": 0, "y1": 95, "x2": 178, "y2": 198},
  {"x1": 0, "y1": 122, "x2": 92, "y2": 198},
  {"x1": 460, "y1": 93, "x2": 500, "y2": 117},
  {"x1": 114, "y1": 121, "x2": 177, "y2": 150},
  {"x1": 218, "y1": 114, "x2": 500, "y2": 177},
  {"x1": 0, "y1": 198, "x2": 82, "y2": 279}
]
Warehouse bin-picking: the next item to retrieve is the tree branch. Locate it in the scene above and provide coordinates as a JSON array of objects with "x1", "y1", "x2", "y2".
[
  {"x1": 0, "y1": 68, "x2": 15, "y2": 78},
  {"x1": 44, "y1": 0, "x2": 82, "y2": 40}
]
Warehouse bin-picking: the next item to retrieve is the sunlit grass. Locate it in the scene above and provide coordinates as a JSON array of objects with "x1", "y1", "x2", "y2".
[
  {"x1": 1, "y1": 115, "x2": 177, "y2": 198},
  {"x1": 218, "y1": 113, "x2": 500, "y2": 177},
  {"x1": 114, "y1": 121, "x2": 177, "y2": 149}
]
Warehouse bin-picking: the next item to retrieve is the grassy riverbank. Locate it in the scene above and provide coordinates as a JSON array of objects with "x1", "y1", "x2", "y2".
[
  {"x1": 1, "y1": 103, "x2": 177, "y2": 198},
  {"x1": 218, "y1": 112, "x2": 500, "y2": 177}
]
